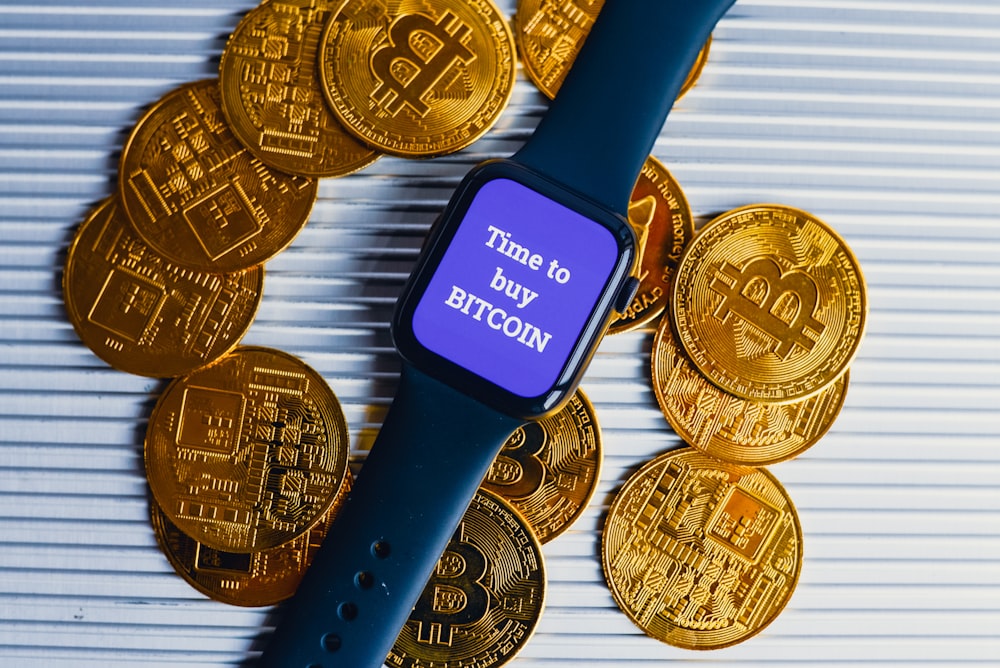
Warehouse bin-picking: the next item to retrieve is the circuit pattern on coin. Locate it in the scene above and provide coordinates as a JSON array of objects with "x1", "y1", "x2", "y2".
[
  {"x1": 119, "y1": 79, "x2": 318, "y2": 272},
  {"x1": 387, "y1": 490, "x2": 545, "y2": 668},
  {"x1": 652, "y1": 315, "x2": 848, "y2": 465},
  {"x1": 514, "y1": 0, "x2": 710, "y2": 100},
  {"x1": 145, "y1": 346, "x2": 350, "y2": 553},
  {"x1": 481, "y1": 389, "x2": 601, "y2": 543},
  {"x1": 319, "y1": 0, "x2": 517, "y2": 157},
  {"x1": 672, "y1": 204, "x2": 867, "y2": 402},
  {"x1": 150, "y1": 471, "x2": 351, "y2": 607},
  {"x1": 608, "y1": 156, "x2": 694, "y2": 334},
  {"x1": 602, "y1": 448, "x2": 802, "y2": 650},
  {"x1": 219, "y1": 0, "x2": 380, "y2": 177},
  {"x1": 62, "y1": 197, "x2": 263, "y2": 377}
]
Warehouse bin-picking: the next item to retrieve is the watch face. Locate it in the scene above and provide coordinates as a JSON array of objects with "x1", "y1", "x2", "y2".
[{"x1": 397, "y1": 161, "x2": 633, "y2": 417}]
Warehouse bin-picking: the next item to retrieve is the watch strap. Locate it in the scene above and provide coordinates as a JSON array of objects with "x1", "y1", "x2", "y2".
[
  {"x1": 257, "y1": 363, "x2": 521, "y2": 668},
  {"x1": 513, "y1": 0, "x2": 737, "y2": 215}
]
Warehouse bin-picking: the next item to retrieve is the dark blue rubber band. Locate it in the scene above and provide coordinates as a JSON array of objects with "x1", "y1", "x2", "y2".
[
  {"x1": 257, "y1": 364, "x2": 520, "y2": 668},
  {"x1": 258, "y1": 1, "x2": 736, "y2": 666},
  {"x1": 514, "y1": 0, "x2": 737, "y2": 215}
]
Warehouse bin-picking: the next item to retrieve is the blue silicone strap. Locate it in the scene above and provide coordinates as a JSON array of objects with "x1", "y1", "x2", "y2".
[
  {"x1": 257, "y1": 364, "x2": 521, "y2": 668},
  {"x1": 258, "y1": 1, "x2": 736, "y2": 666},
  {"x1": 514, "y1": 0, "x2": 737, "y2": 215}
]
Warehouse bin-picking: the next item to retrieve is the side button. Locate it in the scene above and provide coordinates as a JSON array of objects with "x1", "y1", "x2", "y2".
[{"x1": 613, "y1": 277, "x2": 640, "y2": 314}]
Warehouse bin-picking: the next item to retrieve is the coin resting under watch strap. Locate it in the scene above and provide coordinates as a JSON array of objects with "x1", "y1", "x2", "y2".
[
  {"x1": 482, "y1": 388, "x2": 602, "y2": 543},
  {"x1": 387, "y1": 490, "x2": 545, "y2": 668},
  {"x1": 515, "y1": 0, "x2": 711, "y2": 101},
  {"x1": 609, "y1": 156, "x2": 694, "y2": 335}
]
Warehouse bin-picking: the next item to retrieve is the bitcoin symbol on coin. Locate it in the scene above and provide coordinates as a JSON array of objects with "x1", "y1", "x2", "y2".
[
  {"x1": 389, "y1": 491, "x2": 545, "y2": 666},
  {"x1": 370, "y1": 11, "x2": 476, "y2": 117},
  {"x1": 672, "y1": 205, "x2": 866, "y2": 401},
  {"x1": 414, "y1": 523, "x2": 490, "y2": 646},
  {"x1": 710, "y1": 257, "x2": 825, "y2": 359},
  {"x1": 320, "y1": 0, "x2": 515, "y2": 156},
  {"x1": 484, "y1": 422, "x2": 546, "y2": 500}
]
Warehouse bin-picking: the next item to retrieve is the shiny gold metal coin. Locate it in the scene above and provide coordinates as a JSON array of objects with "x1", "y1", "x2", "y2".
[
  {"x1": 481, "y1": 388, "x2": 601, "y2": 543},
  {"x1": 652, "y1": 315, "x2": 848, "y2": 465},
  {"x1": 318, "y1": 0, "x2": 517, "y2": 157},
  {"x1": 118, "y1": 79, "x2": 318, "y2": 272},
  {"x1": 672, "y1": 204, "x2": 867, "y2": 403},
  {"x1": 145, "y1": 346, "x2": 350, "y2": 553},
  {"x1": 608, "y1": 156, "x2": 694, "y2": 335},
  {"x1": 515, "y1": 0, "x2": 711, "y2": 100},
  {"x1": 219, "y1": 0, "x2": 381, "y2": 177},
  {"x1": 62, "y1": 196, "x2": 263, "y2": 378},
  {"x1": 149, "y1": 471, "x2": 351, "y2": 607},
  {"x1": 387, "y1": 489, "x2": 545, "y2": 668},
  {"x1": 602, "y1": 447, "x2": 802, "y2": 650}
]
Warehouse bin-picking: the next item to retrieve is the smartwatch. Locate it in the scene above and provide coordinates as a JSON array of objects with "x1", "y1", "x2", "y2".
[{"x1": 258, "y1": 1, "x2": 736, "y2": 666}]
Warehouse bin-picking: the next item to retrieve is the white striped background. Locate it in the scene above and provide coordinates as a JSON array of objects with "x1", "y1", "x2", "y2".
[{"x1": 1, "y1": 0, "x2": 999, "y2": 666}]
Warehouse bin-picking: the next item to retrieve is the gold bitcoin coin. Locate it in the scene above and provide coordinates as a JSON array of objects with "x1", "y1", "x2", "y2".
[
  {"x1": 672, "y1": 204, "x2": 867, "y2": 403},
  {"x1": 387, "y1": 489, "x2": 545, "y2": 668},
  {"x1": 652, "y1": 315, "x2": 848, "y2": 465},
  {"x1": 515, "y1": 0, "x2": 711, "y2": 100},
  {"x1": 602, "y1": 447, "x2": 802, "y2": 650},
  {"x1": 149, "y1": 471, "x2": 351, "y2": 607},
  {"x1": 318, "y1": 0, "x2": 517, "y2": 157},
  {"x1": 145, "y1": 346, "x2": 350, "y2": 553},
  {"x1": 119, "y1": 79, "x2": 318, "y2": 272},
  {"x1": 219, "y1": 0, "x2": 381, "y2": 177},
  {"x1": 608, "y1": 156, "x2": 694, "y2": 335},
  {"x1": 62, "y1": 196, "x2": 263, "y2": 377},
  {"x1": 481, "y1": 388, "x2": 601, "y2": 543}
]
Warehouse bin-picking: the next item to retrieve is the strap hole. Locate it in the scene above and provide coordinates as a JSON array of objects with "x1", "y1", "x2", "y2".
[
  {"x1": 371, "y1": 540, "x2": 391, "y2": 559},
  {"x1": 320, "y1": 632, "x2": 341, "y2": 653},
  {"x1": 355, "y1": 571, "x2": 375, "y2": 590},
  {"x1": 337, "y1": 602, "x2": 358, "y2": 621}
]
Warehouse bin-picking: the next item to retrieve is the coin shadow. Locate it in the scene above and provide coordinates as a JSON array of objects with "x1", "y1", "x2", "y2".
[
  {"x1": 103, "y1": 91, "x2": 160, "y2": 192},
  {"x1": 132, "y1": 378, "x2": 171, "y2": 477},
  {"x1": 240, "y1": 612, "x2": 275, "y2": 666},
  {"x1": 52, "y1": 73, "x2": 143, "y2": 286},
  {"x1": 52, "y1": 206, "x2": 96, "y2": 309},
  {"x1": 53, "y1": 92, "x2": 150, "y2": 326}
]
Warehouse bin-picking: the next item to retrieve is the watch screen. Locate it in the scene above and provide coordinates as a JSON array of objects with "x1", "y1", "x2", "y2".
[{"x1": 412, "y1": 178, "x2": 619, "y2": 398}]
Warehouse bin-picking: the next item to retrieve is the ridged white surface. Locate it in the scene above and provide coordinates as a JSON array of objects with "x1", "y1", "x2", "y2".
[{"x1": 1, "y1": 0, "x2": 999, "y2": 665}]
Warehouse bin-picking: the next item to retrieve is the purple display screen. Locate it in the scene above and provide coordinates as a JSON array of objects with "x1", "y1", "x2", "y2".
[{"x1": 412, "y1": 178, "x2": 619, "y2": 398}]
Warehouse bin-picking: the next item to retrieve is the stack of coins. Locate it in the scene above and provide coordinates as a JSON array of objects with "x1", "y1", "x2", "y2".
[
  {"x1": 63, "y1": 0, "x2": 524, "y2": 378},
  {"x1": 58, "y1": 0, "x2": 523, "y2": 624},
  {"x1": 58, "y1": 0, "x2": 725, "y2": 665},
  {"x1": 601, "y1": 203, "x2": 868, "y2": 648},
  {"x1": 145, "y1": 345, "x2": 353, "y2": 606},
  {"x1": 664, "y1": 205, "x2": 866, "y2": 464}
]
